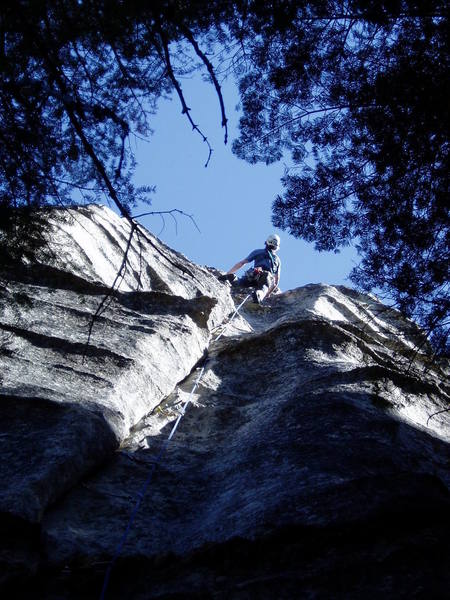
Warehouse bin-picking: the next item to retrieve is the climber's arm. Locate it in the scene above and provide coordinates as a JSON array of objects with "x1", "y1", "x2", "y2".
[{"x1": 227, "y1": 258, "x2": 248, "y2": 274}]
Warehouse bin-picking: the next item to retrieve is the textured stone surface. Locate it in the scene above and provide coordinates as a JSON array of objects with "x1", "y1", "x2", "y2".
[
  {"x1": 0, "y1": 205, "x2": 236, "y2": 584},
  {"x1": 1, "y1": 206, "x2": 449, "y2": 598},
  {"x1": 42, "y1": 288, "x2": 449, "y2": 598}
]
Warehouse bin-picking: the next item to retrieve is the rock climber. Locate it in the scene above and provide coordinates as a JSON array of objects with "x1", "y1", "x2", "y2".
[{"x1": 218, "y1": 234, "x2": 281, "y2": 304}]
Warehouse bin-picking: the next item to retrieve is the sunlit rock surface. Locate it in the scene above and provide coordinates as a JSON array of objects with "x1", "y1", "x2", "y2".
[
  {"x1": 0, "y1": 205, "x2": 449, "y2": 598},
  {"x1": 0, "y1": 205, "x2": 236, "y2": 581}
]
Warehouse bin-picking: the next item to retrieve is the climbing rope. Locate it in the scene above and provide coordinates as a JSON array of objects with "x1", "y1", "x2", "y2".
[
  {"x1": 99, "y1": 293, "x2": 251, "y2": 599},
  {"x1": 168, "y1": 293, "x2": 251, "y2": 440},
  {"x1": 211, "y1": 292, "x2": 252, "y2": 342}
]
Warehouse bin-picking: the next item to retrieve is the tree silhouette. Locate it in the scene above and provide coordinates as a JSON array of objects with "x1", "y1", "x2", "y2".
[
  {"x1": 0, "y1": 0, "x2": 230, "y2": 262},
  {"x1": 233, "y1": 0, "x2": 448, "y2": 351},
  {"x1": 1, "y1": 1, "x2": 448, "y2": 351}
]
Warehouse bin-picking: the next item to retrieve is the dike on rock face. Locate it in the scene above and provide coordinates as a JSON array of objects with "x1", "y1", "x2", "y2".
[{"x1": 1, "y1": 205, "x2": 449, "y2": 598}]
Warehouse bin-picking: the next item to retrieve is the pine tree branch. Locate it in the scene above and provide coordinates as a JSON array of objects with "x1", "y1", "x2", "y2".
[
  {"x1": 181, "y1": 25, "x2": 228, "y2": 144},
  {"x1": 152, "y1": 25, "x2": 213, "y2": 167},
  {"x1": 132, "y1": 208, "x2": 201, "y2": 233},
  {"x1": 427, "y1": 407, "x2": 450, "y2": 425},
  {"x1": 83, "y1": 221, "x2": 137, "y2": 360},
  {"x1": 37, "y1": 42, "x2": 133, "y2": 222}
]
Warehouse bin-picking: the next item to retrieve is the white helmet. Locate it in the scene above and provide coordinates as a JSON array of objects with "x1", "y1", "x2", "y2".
[{"x1": 266, "y1": 233, "x2": 280, "y2": 250}]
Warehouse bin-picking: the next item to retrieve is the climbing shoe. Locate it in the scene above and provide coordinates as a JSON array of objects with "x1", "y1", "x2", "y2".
[{"x1": 218, "y1": 273, "x2": 237, "y2": 283}]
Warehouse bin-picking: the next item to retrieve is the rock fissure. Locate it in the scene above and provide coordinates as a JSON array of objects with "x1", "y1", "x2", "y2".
[{"x1": 0, "y1": 322, "x2": 134, "y2": 363}]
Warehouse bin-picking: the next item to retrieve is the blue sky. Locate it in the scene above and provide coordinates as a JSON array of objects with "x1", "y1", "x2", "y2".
[{"x1": 132, "y1": 74, "x2": 358, "y2": 293}]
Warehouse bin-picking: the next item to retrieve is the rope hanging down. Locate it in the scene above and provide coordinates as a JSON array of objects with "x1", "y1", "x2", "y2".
[{"x1": 99, "y1": 293, "x2": 251, "y2": 599}]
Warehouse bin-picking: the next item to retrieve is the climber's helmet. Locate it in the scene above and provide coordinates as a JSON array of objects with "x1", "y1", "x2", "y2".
[{"x1": 265, "y1": 234, "x2": 280, "y2": 251}]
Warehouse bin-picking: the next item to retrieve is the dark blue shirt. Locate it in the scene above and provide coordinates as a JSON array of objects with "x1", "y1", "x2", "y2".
[{"x1": 246, "y1": 248, "x2": 281, "y2": 275}]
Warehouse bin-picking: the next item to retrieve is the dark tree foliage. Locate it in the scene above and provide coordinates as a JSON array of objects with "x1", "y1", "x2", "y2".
[
  {"x1": 1, "y1": 1, "x2": 448, "y2": 351},
  {"x1": 233, "y1": 0, "x2": 449, "y2": 351},
  {"x1": 0, "y1": 0, "x2": 233, "y2": 263}
]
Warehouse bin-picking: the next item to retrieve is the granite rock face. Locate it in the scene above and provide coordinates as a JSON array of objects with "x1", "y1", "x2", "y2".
[
  {"x1": 0, "y1": 205, "x2": 449, "y2": 598},
  {"x1": 0, "y1": 205, "x2": 236, "y2": 582}
]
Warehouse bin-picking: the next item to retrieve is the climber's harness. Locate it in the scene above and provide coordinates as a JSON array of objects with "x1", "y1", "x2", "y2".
[
  {"x1": 245, "y1": 249, "x2": 278, "y2": 283},
  {"x1": 245, "y1": 265, "x2": 266, "y2": 282}
]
